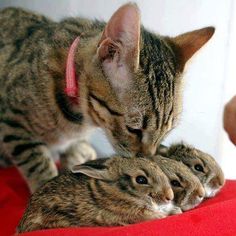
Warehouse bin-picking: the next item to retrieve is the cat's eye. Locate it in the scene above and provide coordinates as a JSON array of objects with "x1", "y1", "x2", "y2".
[
  {"x1": 171, "y1": 180, "x2": 182, "y2": 187},
  {"x1": 194, "y1": 164, "x2": 204, "y2": 172},
  {"x1": 126, "y1": 126, "x2": 142, "y2": 140},
  {"x1": 136, "y1": 175, "x2": 148, "y2": 185}
]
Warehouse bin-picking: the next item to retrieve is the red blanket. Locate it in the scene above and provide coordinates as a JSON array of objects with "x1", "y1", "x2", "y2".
[{"x1": 1, "y1": 167, "x2": 236, "y2": 236}]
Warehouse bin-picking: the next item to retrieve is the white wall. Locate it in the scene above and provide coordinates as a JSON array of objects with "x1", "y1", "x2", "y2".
[
  {"x1": 0, "y1": 0, "x2": 235, "y2": 178},
  {"x1": 219, "y1": 0, "x2": 236, "y2": 179}
]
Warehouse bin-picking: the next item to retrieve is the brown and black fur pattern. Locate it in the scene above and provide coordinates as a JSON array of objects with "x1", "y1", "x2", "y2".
[
  {"x1": 0, "y1": 4, "x2": 214, "y2": 191},
  {"x1": 17, "y1": 156, "x2": 174, "y2": 232},
  {"x1": 150, "y1": 155, "x2": 205, "y2": 211},
  {"x1": 157, "y1": 143, "x2": 225, "y2": 198}
]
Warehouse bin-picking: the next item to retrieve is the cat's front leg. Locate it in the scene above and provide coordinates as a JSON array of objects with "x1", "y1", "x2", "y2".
[
  {"x1": 60, "y1": 140, "x2": 97, "y2": 170},
  {"x1": 3, "y1": 139, "x2": 57, "y2": 193}
]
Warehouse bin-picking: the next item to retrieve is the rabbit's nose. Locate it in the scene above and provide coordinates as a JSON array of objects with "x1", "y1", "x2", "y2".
[
  {"x1": 163, "y1": 188, "x2": 174, "y2": 202},
  {"x1": 196, "y1": 185, "x2": 205, "y2": 199},
  {"x1": 211, "y1": 175, "x2": 225, "y2": 188},
  {"x1": 150, "y1": 188, "x2": 173, "y2": 203}
]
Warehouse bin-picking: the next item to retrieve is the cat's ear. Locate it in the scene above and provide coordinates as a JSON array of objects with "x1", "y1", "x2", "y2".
[
  {"x1": 97, "y1": 3, "x2": 140, "y2": 92},
  {"x1": 171, "y1": 27, "x2": 215, "y2": 71},
  {"x1": 71, "y1": 164, "x2": 109, "y2": 180}
]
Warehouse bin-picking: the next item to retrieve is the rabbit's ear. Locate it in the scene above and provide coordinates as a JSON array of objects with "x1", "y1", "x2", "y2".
[{"x1": 71, "y1": 164, "x2": 109, "y2": 180}]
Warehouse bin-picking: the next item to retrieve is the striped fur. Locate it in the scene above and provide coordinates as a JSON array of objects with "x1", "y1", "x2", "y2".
[
  {"x1": 18, "y1": 156, "x2": 174, "y2": 232},
  {"x1": 0, "y1": 5, "x2": 214, "y2": 192},
  {"x1": 158, "y1": 143, "x2": 225, "y2": 198},
  {"x1": 150, "y1": 155, "x2": 205, "y2": 211}
]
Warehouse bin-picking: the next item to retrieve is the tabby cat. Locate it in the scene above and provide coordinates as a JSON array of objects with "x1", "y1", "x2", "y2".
[{"x1": 0, "y1": 3, "x2": 214, "y2": 192}]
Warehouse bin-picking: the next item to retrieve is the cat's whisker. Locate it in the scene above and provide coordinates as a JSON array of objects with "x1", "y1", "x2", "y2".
[
  {"x1": 129, "y1": 106, "x2": 143, "y2": 126},
  {"x1": 117, "y1": 144, "x2": 131, "y2": 157}
]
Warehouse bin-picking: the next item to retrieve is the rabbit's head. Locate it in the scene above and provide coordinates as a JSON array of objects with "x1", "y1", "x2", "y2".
[
  {"x1": 167, "y1": 143, "x2": 225, "y2": 198},
  {"x1": 72, "y1": 156, "x2": 175, "y2": 216},
  {"x1": 151, "y1": 155, "x2": 205, "y2": 211}
]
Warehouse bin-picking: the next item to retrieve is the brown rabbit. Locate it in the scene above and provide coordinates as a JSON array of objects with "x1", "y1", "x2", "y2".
[
  {"x1": 150, "y1": 155, "x2": 205, "y2": 212},
  {"x1": 18, "y1": 156, "x2": 174, "y2": 233},
  {"x1": 157, "y1": 143, "x2": 225, "y2": 198}
]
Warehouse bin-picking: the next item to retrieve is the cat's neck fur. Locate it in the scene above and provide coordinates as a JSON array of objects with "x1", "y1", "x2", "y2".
[{"x1": 48, "y1": 30, "x2": 103, "y2": 126}]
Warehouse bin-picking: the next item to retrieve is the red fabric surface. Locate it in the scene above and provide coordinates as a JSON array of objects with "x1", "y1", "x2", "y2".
[{"x1": 1, "y1": 167, "x2": 236, "y2": 236}]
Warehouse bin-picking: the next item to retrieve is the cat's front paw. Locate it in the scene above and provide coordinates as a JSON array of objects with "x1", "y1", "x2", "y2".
[{"x1": 60, "y1": 141, "x2": 97, "y2": 170}]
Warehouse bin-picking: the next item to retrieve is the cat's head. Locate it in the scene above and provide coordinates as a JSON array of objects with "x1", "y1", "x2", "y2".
[{"x1": 83, "y1": 3, "x2": 214, "y2": 157}]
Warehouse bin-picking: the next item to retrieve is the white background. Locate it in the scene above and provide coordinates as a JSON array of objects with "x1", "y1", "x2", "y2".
[{"x1": 0, "y1": 0, "x2": 236, "y2": 179}]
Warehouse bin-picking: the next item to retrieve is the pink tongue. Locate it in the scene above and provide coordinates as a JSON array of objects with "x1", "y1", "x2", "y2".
[{"x1": 65, "y1": 36, "x2": 80, "y2": 102}]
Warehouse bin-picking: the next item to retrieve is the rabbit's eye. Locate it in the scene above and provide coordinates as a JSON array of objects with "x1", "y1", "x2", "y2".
[
  {"x1": 194, "y1": 164, "x2": 204, "y2": 172},
  {"x1": 171, "y1": 180, "x2": 181, "y2": 187},
  {"x1": 136, "y1": 175, "x2": 148, "y2": 184}
]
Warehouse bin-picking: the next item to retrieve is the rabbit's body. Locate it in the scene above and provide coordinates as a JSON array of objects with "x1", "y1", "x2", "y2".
[
  {"x1": 151, "y1": 155, "x2": 205, "y2": 211},
  {"x1": 18, "y1": 156, "x2": 174, "y2": 233},
  {"x1": 158, "y1": 143, "x2": 225, "y2": 198}
]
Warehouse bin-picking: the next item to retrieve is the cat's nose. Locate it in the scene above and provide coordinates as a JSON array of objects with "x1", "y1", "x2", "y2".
[{"x1": 140, "y1": 145, "x2": 156, "y2": 156}]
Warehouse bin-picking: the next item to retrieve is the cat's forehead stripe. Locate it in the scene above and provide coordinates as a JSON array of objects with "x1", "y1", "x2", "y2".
[{"x1": 140, "y1": 30, "x2": 177, "y2": 133}]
